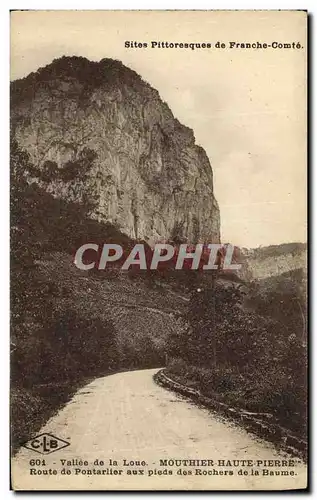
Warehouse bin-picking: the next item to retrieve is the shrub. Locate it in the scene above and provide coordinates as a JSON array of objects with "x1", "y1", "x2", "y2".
[{"x1": 167, "y1": 281, "x2": 307, "y2": 439}]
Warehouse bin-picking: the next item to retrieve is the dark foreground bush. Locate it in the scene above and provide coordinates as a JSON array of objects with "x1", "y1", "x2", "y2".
[{"x1": 166, "y1": 283, "x2": 307, "y2": 441}]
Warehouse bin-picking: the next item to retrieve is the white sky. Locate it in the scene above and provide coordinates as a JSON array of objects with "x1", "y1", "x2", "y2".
[{"x1": 10, "y1": 10, "x2": 307, "y2": 248}]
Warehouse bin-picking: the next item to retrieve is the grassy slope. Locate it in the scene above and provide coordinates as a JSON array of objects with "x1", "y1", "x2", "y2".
[
  {"x1": 10, "y1": 144, "x2": 191, "y2": 452},
  {"x1": 11, "y1": 248, "x2": 189, "y2": 453},
  {"x1": 165, "y1": 264, "x2": 307, "y2": 444}
]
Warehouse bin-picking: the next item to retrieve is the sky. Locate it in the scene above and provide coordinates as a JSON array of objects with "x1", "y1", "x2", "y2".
[{"x1": 10, "y1": 10, "x2": 307, "y2": 248}]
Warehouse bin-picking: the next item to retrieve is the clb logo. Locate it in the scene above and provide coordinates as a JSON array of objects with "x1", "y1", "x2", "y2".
[{"x1": 22, "y1": 433, "x2": 70, "y2": 454}]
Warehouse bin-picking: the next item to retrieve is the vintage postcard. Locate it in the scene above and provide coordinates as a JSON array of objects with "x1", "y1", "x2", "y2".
[{"x1": 10, "y1": 10, "x2": 307, "y2": 491}]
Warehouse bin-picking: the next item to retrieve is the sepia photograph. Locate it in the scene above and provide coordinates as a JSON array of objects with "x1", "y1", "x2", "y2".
[{"x1": 10, "y1": 9, "x2": 307, "y2": 491}]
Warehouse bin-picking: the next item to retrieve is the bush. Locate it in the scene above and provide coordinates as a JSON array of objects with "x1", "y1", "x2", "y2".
[{"x1": 166, "y1": 281, "x2": 307, "y2": 440}]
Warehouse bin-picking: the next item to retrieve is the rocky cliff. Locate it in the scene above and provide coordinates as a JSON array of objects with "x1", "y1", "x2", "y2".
[
  {"x1": 11, "y1": 56, "x2": 220, "y2": 244},
  {"x1": 238, "y1": 243, "x2": 307, "y2": 281}
]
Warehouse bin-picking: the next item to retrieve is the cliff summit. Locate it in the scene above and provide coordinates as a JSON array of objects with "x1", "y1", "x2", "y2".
[{"x1": 11, "y1": 56, "x2": 220, "y2": 244}]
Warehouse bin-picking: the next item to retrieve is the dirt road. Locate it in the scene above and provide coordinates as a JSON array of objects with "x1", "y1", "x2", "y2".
[{"x1": 12, "y1": 369, "x2": 307, "y2": 490}]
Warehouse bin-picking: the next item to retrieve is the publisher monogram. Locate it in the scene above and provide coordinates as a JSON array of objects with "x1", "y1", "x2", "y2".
[{"x1": 23, "y1": 433, "x2": 70, "y2": 455}]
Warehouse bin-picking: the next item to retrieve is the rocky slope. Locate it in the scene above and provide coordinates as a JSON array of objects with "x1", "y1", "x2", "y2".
[
  {"x1": 11, "y1": 56, "x2": 220, "y2": 244},
  {"x1": 237, "y1": 243, "x2": 307, "y2": 281}
]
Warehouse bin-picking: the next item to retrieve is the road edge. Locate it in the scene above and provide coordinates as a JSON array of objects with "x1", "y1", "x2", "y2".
[{"x1": 153, "y1": 369, "x2": 307, "y2": 462}]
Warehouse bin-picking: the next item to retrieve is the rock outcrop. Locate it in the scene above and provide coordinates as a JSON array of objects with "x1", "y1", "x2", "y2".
[
  {"x1": 237, "y1": 243, "x2": 307, "y2": 281},
  {"x1": 11, "y1": 56, "x2": 220, "y2": 244}
]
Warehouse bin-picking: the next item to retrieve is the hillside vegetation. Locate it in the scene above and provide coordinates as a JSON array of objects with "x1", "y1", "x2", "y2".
[
  {"x1": 166, "y1": 267, "x2": 307, "y2": 446},
  {"x1": 11, "y1": 141, "x2": 186, "y2": 451},
  {"x1": 11, "y1": 138, "x2": 307, "y2": 456}
]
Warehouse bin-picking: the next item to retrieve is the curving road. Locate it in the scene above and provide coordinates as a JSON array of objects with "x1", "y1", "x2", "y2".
[{"x1": 12, "y1": 369, "x2": 307, "y2": 491}]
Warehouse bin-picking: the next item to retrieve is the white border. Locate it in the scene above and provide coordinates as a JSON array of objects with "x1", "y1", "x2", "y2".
[{"x1": 2, "y1": 2, "x2": 314, "y2": 498}]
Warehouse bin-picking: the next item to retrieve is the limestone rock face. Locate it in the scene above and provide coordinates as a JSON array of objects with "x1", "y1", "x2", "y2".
[
  {"x1": 238, "y1": 244, "x2": 307, "y2": 281},
  {"x1": 11, "y1": 56, "x2": 220, "y2": 244}
]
